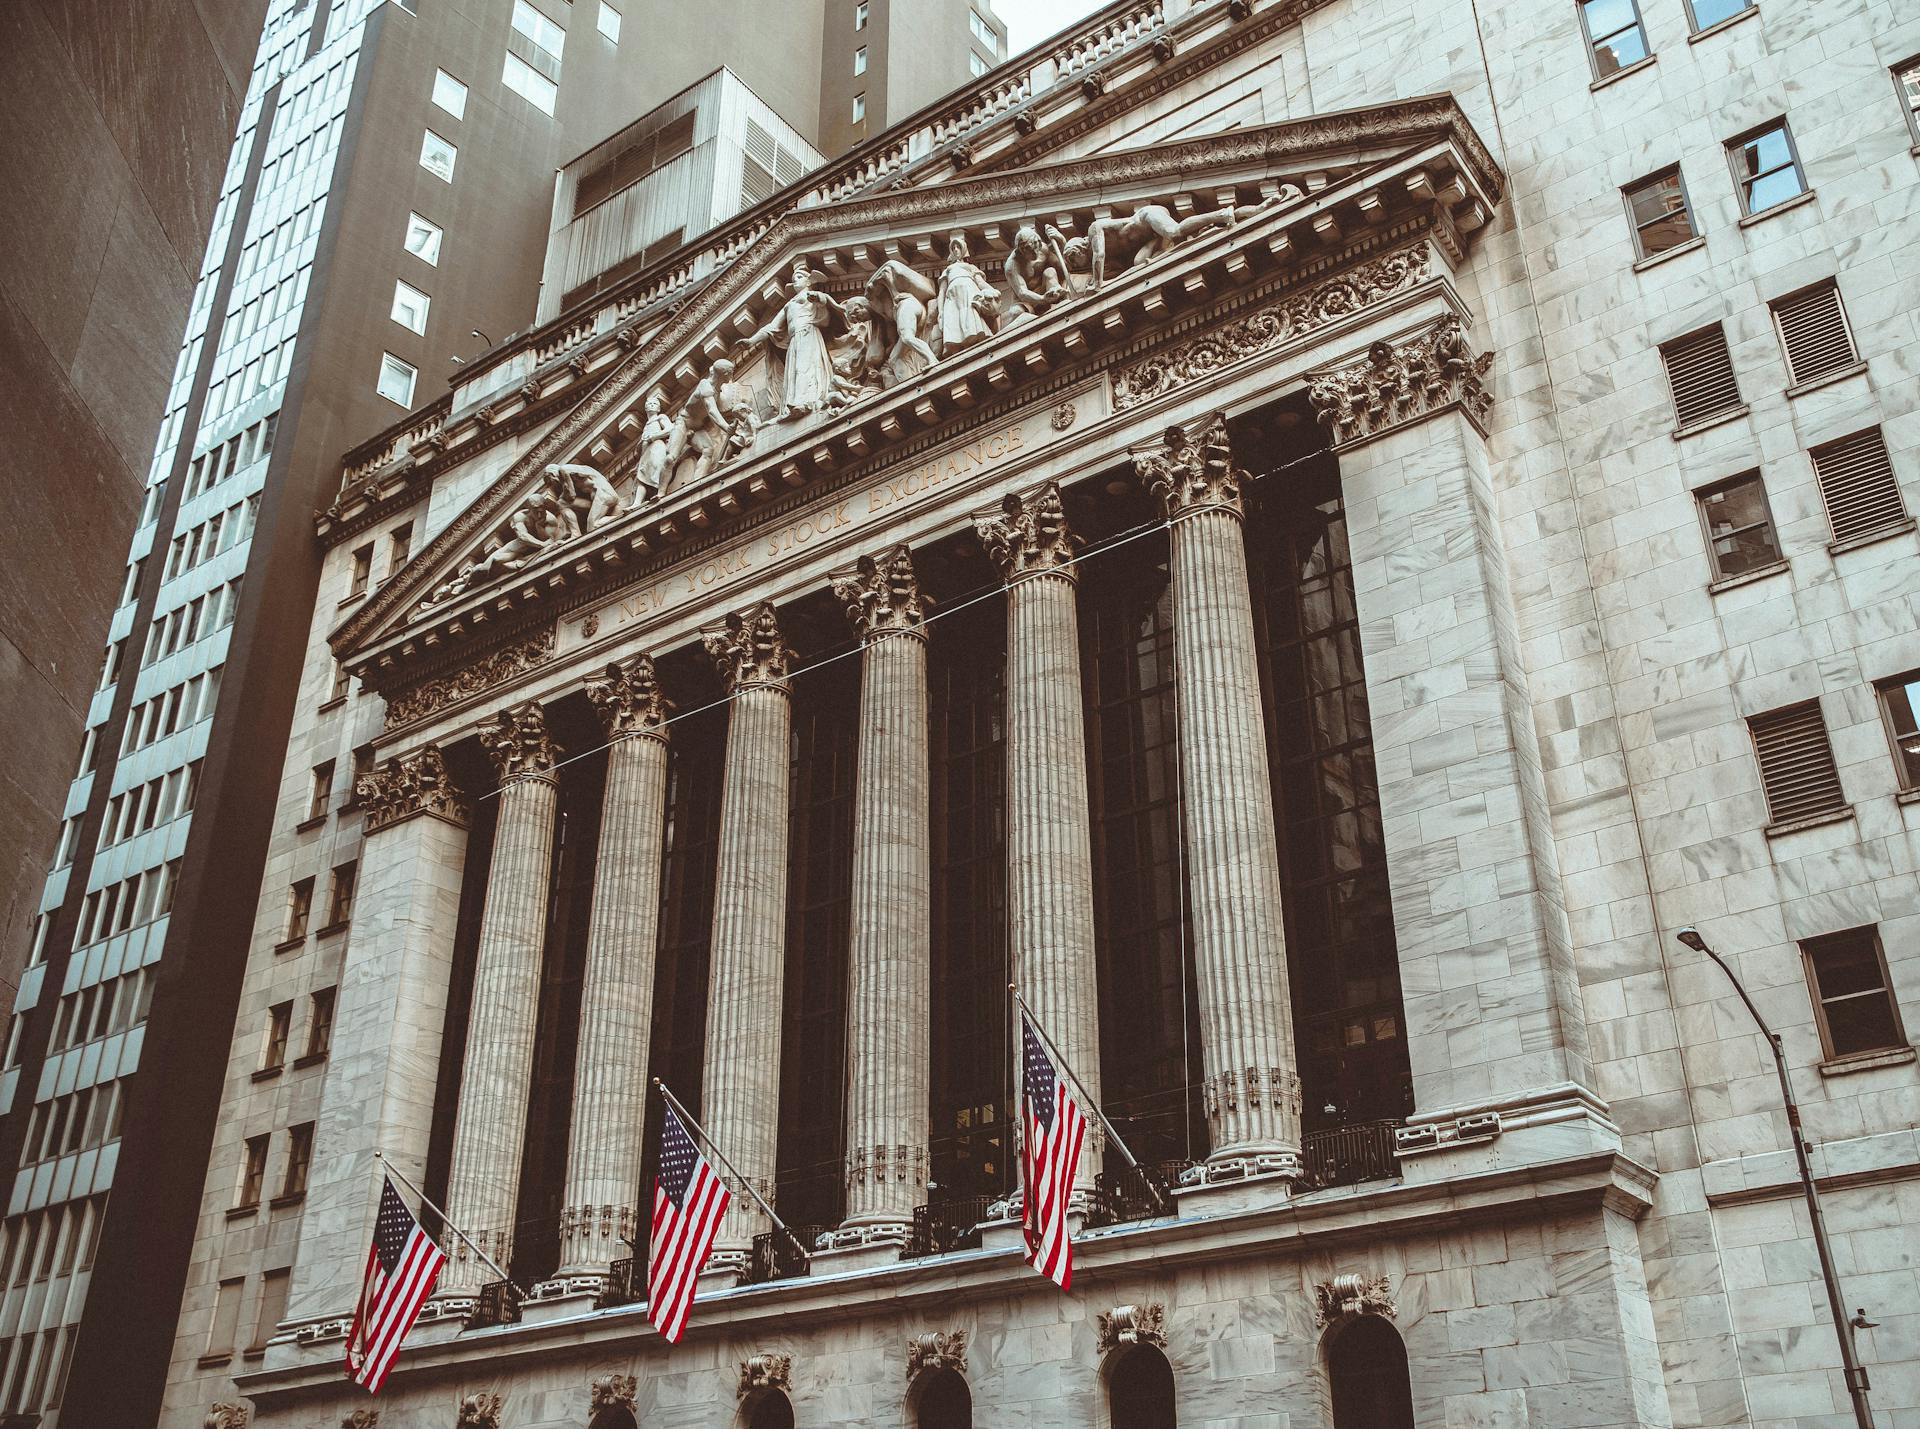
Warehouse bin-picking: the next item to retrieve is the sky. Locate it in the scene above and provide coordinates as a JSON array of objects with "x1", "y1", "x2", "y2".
[{"x1": 1002, "y1": 0, "x2": 1108, "y2": 58}]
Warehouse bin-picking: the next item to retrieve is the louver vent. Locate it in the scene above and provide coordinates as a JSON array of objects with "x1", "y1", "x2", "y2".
[
  {"x1": 1773, "y1": 282, "x2": 1857, "y2": 386},
  {"x1": 1750, "y1": 701, "x2": 1847, "y2": 826},
  {"x1": 1811, "y1": 427, "x2": 1908, "y2": 543},
  {"x1": 1661, "y1": 325, "x2": 1742, "y2": 428}
]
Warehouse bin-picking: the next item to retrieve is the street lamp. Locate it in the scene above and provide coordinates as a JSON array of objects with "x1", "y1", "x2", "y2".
[{"x1": 1673, "y1": 926, "x2": 1876, "y2": 1429}]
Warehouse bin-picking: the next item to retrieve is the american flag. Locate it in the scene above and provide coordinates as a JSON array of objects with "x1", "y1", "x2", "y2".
[
  {"x1": 345, "y1": 1176, "x2": 445, "y2": 1393},
  {"x1": 648, "y1": 1101, "x2": 731, "y2": 1343},
  {"x1": 1020, "y1": 1012, "x2": 1087, "y2": 1291}
]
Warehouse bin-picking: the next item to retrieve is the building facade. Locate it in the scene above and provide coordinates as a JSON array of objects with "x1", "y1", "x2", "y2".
[
  {"x1": 0, "y1": 0, "x2": 1005, "y2": 1424},
  {"x1": 817, "y1": 0, "x2": 1009, "y2": 158},
  {"x1": 176, "y1": 0, "x2": 1920, "y2": 1426}
]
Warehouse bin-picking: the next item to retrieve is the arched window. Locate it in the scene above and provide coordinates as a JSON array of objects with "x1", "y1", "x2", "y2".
[
  {"x1": 1326, "y1": 1315, "x2": 1413, "y2": 1429},
  {"x1": 1107, "y1": 1344, "x2": 1177, "y2": 1429},
  {"x1": 741, "y1": 1387, "x2": 795, "y2": 1429},
  {"x1": 588, "y1": 1407, "x2": 637, "y2": 1429},
  {"x1": 912, "y1": 1367, "x2": 972, "y2": 1429}
]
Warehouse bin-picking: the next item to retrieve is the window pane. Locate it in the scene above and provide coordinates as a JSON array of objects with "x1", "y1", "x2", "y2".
[
  {"x1": 430, "y1": 69, "x2": 467, "y2": 119},
  {"x1": 1690, "y1": 0, "x2": 1750, "y2": 27},
  {"x1": 1628, "y1": 172, "x2": 1693, "y2": 255},
  {"x1": 1824, "y1": 995, "x2": 1902, "y2": 1057},
  {"x1": 376, "y1": 353, "x2": 416, "y2": 407},
  {"x1": 404, "y1": 212, "x2": 442, "y2": 264},
  {"x1": 1903, "y1": 62, "x2": 1920, "y2": 117},
  {"x1": 1882, "y1": 674, "x2": 1920, "y2": 788},
  {"x1": 419, "y1": 129, "x2": 457, "y2": 182},
  {"x1": 390, "y1": 280, "x2": 429, "y2": 334},
  {"x1": 1593, "y1": 26, "x2": 1647, "y2": 73},
  {"x1": 1748, "y1": 164, "x2": 1805, "y2": 211},
  {"x1": 1698, "y1": 475, "x2": 1779, "y2": 577},
  {"x1": 511, "y1": 0, "x2": 565, "y2": 57},
  {"x1": 1813, "y1": 937, "x2": 1886, "y2": 999},
  {"x1": 503, "y1": 52, "x2": 558, "y2": 114},
  {"x1": 597, "y1": 1, "x2": 620, "y2": 41},
  {"x1": 854, "y1": 45, "x2": 867, "y2": 75}
]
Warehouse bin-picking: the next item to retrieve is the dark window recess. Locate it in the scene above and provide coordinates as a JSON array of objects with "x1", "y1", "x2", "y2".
[
  {"x1": 1810, "y1": 427, "x2": 1907, "y2": 544},
  {"x1": 1578, "y1": 0, "x2": 1650, "y2": 77},
  {"x1": 774, "y1": 648, "x2": 859, "y2": 1230},
  {"x1": 1695, "y1": 472, "x2": 1782, "y2": 580},
  {"x1": 1624, "y1": 168, "x2": 1696, "y2": 258},
  {"x1": 1329, "y1": 1315, "x2": 1416, "y2": 1429},
  {"x1": 1875, "y1": 671, "x2": 1920, "y2": 791},
  {"x1": 572, "y1": 110, "x2": 696, "y2": 216},
  {"x1": 1750, "y1": 701, "x2": 1848, "y2": 826},
  {"x1": 1661, "y1": 325, "x2": 1743, "y2": 428},
  {"x1": 926, "y1": 575, "x2": 1010, "y2": 1203},
  {"x1": 1244, "y1": 425, "x2": 1412, "y2": 1132},
  {"x1": 1109, "y1": 1345, "x2": 1179, "y2": 1429},
  {"x1": 1801, "y1": 927, "x2": 1906, "y2": 1059},
  {"x1": 1082, "y1": 525, "x2": 1207, "y2": 1167},
  {"x1": 1773, "y1": 282, "x2": 1857, "y2": 386}
]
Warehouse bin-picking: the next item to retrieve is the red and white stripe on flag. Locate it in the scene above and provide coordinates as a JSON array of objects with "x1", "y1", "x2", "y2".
[
  {"x1": 1020, "y1": 1013, "x2": 1087, "y2": 1291},
  {"x1": 345, "y1": 1175, "x2": 446, "y2": 1394},
  {"x1": 648, "y1": 1102, "x2": 732, "y2": 1343}
]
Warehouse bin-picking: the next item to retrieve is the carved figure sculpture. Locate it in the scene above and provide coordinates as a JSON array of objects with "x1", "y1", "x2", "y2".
[
  {"x1": 423, "y1": 469, "x2": 576, "y2": 606},
  {"x1": 932, "y1": 231, "x2": 998, "y2": 356},
  {"x1": 632, "y1": 391, "x2": 673, "y2": 504},
  {"x1": 742, "y1": 260, "x2": 848, "y2": 420},
  {"x1": 1005, "y1": 224, "x2": 1074, "y2": 315},
  {"x1": 1065, "y1": 197, "x2": 1279, "y2": 290},
  {"x1": 456, "y1": 1392, "x2": 503, "y2": 1429},
  {"x1": 547, "y1": 462, "x2": 622, "y2": 533},
  {"x1": 863, "y1": 259, "x2": 939, "y2": 388},
  {"x1": 663, "y1": 358, "x2": 755, "y2": 492},
  {"x1": 829, "y1": 295, "x2": 884, "y2": 401}
]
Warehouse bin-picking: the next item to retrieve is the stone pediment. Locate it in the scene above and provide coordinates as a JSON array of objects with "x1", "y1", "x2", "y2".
[{"x1": 336, "y1": 96, "x2": 1501, "y2": 692}]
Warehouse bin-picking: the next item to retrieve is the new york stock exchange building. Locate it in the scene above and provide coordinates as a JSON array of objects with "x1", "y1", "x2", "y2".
[{"x1": 184, "y1": 0, "x2": 1920, "y2": 1426}]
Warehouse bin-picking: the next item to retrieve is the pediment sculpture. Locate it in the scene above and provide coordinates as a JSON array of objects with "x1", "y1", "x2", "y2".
[{"x1": 421, "y1": 460, "x2": 633, "y2": 609}]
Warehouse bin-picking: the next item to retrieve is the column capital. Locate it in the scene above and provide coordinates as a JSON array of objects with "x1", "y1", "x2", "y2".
[
  {"x1": 584, "y1": 654, "x2": 672, "y2": 741},
  {"x1": 704, "y1": 601, "x2": 796, "y2": 694},
  {"x1": 1306, "y1": 311, "x2": 1495, "y2": 447},
  {"x1": 479, "y1": 700, "x2": 562, "y2": 784},
  {"x1": 974, "y1": 480, "x2": 1080, "y2": 584},
  {"x1": 1131, "y1": 411, "x2": 1246, "y2": 521},
  {"x1": 830, "y1": 544, "x2": 930, "y2": 643},
  {"x1": 357, "y1": 743, "x2": 469, "y2": 833}
]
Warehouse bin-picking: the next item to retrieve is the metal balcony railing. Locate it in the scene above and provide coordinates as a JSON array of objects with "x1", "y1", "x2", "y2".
[
  {"x1": 1301, "y1": 1119, "x2": 1402, "y2": 1190},
  {"x1": 747, "y1": 1225, "x2": 825, "y2": 1286},
  {"x1": 466, "y1": 1279, "x2": 522, "y2": 1329},
  {"x1": 595, "y1": 1256, "x2": 641, "y2": 1309},
  {"x1": 904, "y1": 1196, "x2": 998, "y2": 1259},
  {"x1": 1084, "y1": 1159, "x2": 1190, "y2": 1229}
]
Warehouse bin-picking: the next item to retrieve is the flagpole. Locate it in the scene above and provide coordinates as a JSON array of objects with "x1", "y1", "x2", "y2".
[
  {"x1": 374, "y1": 1151, "x2": 526, "y2": 1296},
  {"x1": 1010, "y1": 984, "x2": 1176, "y2": 1214},
  {"x1": 651, "y1": 1078, "x2": 813, "y2": 1266}
]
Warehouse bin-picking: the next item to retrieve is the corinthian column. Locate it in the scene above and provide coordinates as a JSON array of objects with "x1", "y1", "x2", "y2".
[
  {"x1": 975, "y1": 482, "x2": 1100, "y2": 1194},
  {"x1": 699, "y1": 602, "x2": 795, "y2": 1273},
  {"x1": 826, "y1": 546, "x2": 931, "y2": 1248},
  {"x1": 1132, "y1": 413, "x2": 1300, "y2": 1181},
  {"x1": 551, "y1": 656, "x2": 672, "y2": 1288},
  {"x1": 439, "y1": 701, "x2": 562, "y2": 1297}
]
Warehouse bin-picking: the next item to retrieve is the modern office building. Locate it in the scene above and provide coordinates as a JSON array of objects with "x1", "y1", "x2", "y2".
[
  {"x1": 0, "y1": 0, "x2": 1001, "y2": 1424},
  {"x1": 158, "y1": 0, "x2": 1920, "y2": 1425},
  {"x1": 817, "y1": 0, "x2": 1010, "y2": 158}
]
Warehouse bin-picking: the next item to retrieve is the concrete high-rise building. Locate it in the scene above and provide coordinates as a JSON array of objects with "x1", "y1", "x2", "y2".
[
  {"x1": 818, "y1": 0, "x2": 1009, "y2": 158},
  {"x1": 0, "y1": 0, "x2": 1001, "y2": 1423},
  {"x1": 153, "y1": 0, "x2": 1920, "y2": 1426}
]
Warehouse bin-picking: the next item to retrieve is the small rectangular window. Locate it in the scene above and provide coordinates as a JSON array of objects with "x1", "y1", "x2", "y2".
[
  {"x1": 305, "y1": 988, "x2": 337, "y2": 1061},
  {"x1": 388, "y1": 522, "x2": 414, "y2": 580},
  {"x1": 855, "y1": 1, "x2": 868, "y2": 28},
  {"x1": 1876, "y1": 670, "x2": 1920, "y2": 791},
  {"x1": 286, "y1": 878, "x2": 314, "y2": 942},
  {"x1": 308, "y1": 761, "x2": 334, "y2": 820},
  {"x1": 250, "y1": 1269, "x2": 291, "y2": 1354},
  {"x1": 348, "y1": 543, "x2": 373, "y2": 597},
  {"x1": 1749, "y1": 700, "x2": 1848, "y2": 827},
  {"x1": 852, "y1": 92, "x2": 866, "y2": 124},
  {"x1": 419, "y1": 129, "x2": 457, "y2": 183},
  {"x1": 326, "y1": 860, "x2": 358, "y2": 928},
  {"x1": 238, "y1": 1135, "x2": 269, "y2": 1208},
  {"x1": 280, "y1": 1123, "x2": 314, "y2": 1199},
  {"x1": 330, "y1": 660, "x2": 352, "y2": 702},
  {"x1": 376, "y1": 353, "x2": 417, "y2": 408},
  {"x1": 503, "y1": 51, "x2": 559, "y2": 115},
  {"x1": 854, "y1": 44, "x2": 867, "y2": 75},
  {"x1": 1898, "y1": 58, "x2": 1920, "y2": 146},
  {"x1": 1660, "y1": 324, "x2": 1743, "y2": 429},
  {"x1": 404, "y1": 212, "x2": 443, "y2": 265},
  {"x1": 1695, "y1": 471, "x2": 1781, "y2": 580},
  {"x1": 206, "y1": 1278, "x2": 244, "y2": 1360},
  {"x1": 970, "y1": 9, "x2": 998, "y2": 48},
  {"x1": 1685, "y1": 0, "x2": 1752, "y2": 29},
  {"x1": 597, "y1": 1, "x2": 621, "y2": 42},
  {"x1": 431, "y1": 69, "x2": 467, "y2": 119},
  {"x1": 1623, "y1": 167, "x2": 1696, "y2": 259},
  {"x1": 390, "y1": 279, "x2": 430, "y2": 335},
  {"x1": 262, "y1": 1002, "x2": 292, "y2": 1072},
  {"x1": 1578, "y1": 0, "x2": 1650, "y2": 78},
  {"x1": 1802, "y1": 927, "x2": 1906, "y2": 1060},
  {"x1": 971, "y1": 52, "x2": 987, "y2": 77},
  {"x1": 1727, "y1": 120, "x2": 1807, "y2": 216},
  {"x1": 1810, "y1": 427, "x2": 1907, "y2": 545},
  {"x1": 1770, "y1": 281, "x2": 1856, "y2": 387}
]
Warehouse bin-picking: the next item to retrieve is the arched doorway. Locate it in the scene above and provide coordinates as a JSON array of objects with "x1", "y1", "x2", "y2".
[
  {"x1": 740, "y1": 1387, "x2": 795, "y2": 1429},
  {"x1": 1107, "y1": 1343, "x2": 1177, "y2": 1429},
  {"x1": 588, "y1": 1407, "x2": 637, "y2": 1429},
  {"x1": 912, "y1": 1366, "x2": 972, "y2": 1429},
  {"x1": 1326, "y1": 1315, "x2": 1413, "y2": 1429}
]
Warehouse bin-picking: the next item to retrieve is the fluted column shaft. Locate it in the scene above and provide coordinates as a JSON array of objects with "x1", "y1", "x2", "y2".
[
  {"x1": 1137, "y1": 414, "x2": 1301, "y2": 1175},
  {"x1": 555, "y1": 658, "x2": 672, "y2": 1281},
  {"x1": 699, "y1": 603, "x2": 795, "y2": 1267},
  {"x1": 832, "y1": 547, "x2": 932, "y2": 1240},
  {"x1": 977, "y1": 484, "x2": 1101, "y2": 1193},
  {"x1": 441, "y1": 702, "x2": 562, "y2": 1294}
]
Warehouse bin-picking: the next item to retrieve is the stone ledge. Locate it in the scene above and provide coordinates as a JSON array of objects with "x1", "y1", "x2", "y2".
[
  {"x1": 1632, "y1": 235, "x2": 1704, "y2": 272},
  {"x1": 1702, "y1": 1127, "x2": 1920, "y2": 1205},
  {"x1": 1827, "y1": 518, "x2": 1914, "y2": 557},
  {"x1": 1817, "y1": 1044, "x2": 1917, "y2": 1078},
  {"x1": 1706, "y1": 558, "x2": 1788, "y2": 595},
  {"x1": 1590, "y1": 54, "x2": 1657, "y2": 91},
  {"x1": 1738, "y1": 188, "x2": 1817, "y2": 228},
  {"x1": 1785, "y1": 358, "x2": 1869, "y2": 400}
]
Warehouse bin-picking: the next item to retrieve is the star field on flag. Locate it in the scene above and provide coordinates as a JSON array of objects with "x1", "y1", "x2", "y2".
[{"x1": 648, "y1": 1099, "x2": 731, "y2": 1343}]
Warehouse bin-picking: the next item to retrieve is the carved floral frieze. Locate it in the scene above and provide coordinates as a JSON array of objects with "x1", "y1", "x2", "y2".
[
  {"x1": 974, "y1": 480, "x2": 1079, "y2": 583},
  {"x1": 831, "y1": 545, "x2": 929, "y2": 641},
  {"x1": 1313, "y1": 1273, "x2": 1398, "y2": 1326},
  {"x1": 357, "y1": 744, "x2": 468, "y2": 834},
  {"x1": 1111, "y1": 244, "x2": 1431, "y2": 411},
  {"x1": 584, "y1": 654, "x2": 671, "y2": 739},
  {"x1": 1096, "y1": 1302, "x2": 1168, "y2": 1353},
  {"x1": 384, "y1": 627, "x2": 556, "y2": 730},
  {"x1": 1306, "y1": 311, "x2": 1494, "y2": 446},
  {"x1": 906, "y1": 1329, "x2": 969, "y2": 1379}
]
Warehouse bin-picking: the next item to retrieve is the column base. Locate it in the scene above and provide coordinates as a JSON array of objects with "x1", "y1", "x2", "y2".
[
  {"x1": 811, "y1": 1238, "x2": 907, "y2": 1274},
  {"x1": 1173, "y1": 1168, "x2": 1296, "y2": 1218},
  {"x1": 522, "y1": 1272, "x2": 607, "y2": 1322},
  {"x1": 697, "y1": 1247, "x2": 750, "y2": 1297},
  {"x1": 1394, "y1": 1082, "x2": 1618, "y2": 1184}
]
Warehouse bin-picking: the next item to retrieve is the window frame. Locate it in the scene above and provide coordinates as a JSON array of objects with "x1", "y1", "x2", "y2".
[
  {"x1": 511, "y1": 0, "x2": 567, "y2": 59},
  {"x1": 502, "y1": 50, "x2": 559, "y2": 115},
  {"x1": 597, "y1": 0, "x2": 621, "y2": 41},
  {"x1": 376, "y1": 352, "x2": 417, "y2": 408},
  {"x1": 418, "y1": 128, "x2": 458, "y2": 183},
  {"x1": 1725, "y1": 118, "x2": 1807, "y2": 216},
  {"x1": 1576, "y1": 0, "x2": 1652, "y2": 80},
  {"x1": 1682, "y1": 0, "x2": 1753, "y2": 33},
  {"x1": 1621, "y1": 165, "x2": 1697, "y2": 260},
  {"x1": 1801, "y1": 926, "x2": 1908, "y2": 1061},
  {"x1": 1693, "y1": 470, "x2": 1782, "y2": 581},
  {"x1": 261, "y1": 1001, "x2": 292, "y2": 1073},
  {"x1": 279, "y1": 1122, "x2": 315, "y2": 1201},
  {"x1": 403, "y1": 211, "x2": 443, "y2": 266},
  {"x1": 1768, "y1": 278, "x2": 1857, "y2": 387},
  {"x1": 307, "y1": 761, "x2": 334, "y2": 821},
  {"x1": 1874, "y1": 669, "x2": 1920, "y2": 792},
  {"x1": 430, "y1": 68, "x2": 468, "y2": 119},
  {"x1": 855, "y1": 1, "x2": 868, "y2": 29},
  {"x1": 851, "y1": 92, "x2": 866, "y2": 124},
  {"x1": 285, "y1": 877, "x2": 314, "y2": 944},
  {"x1": 854, "y1": 44, "x2": 867, "y2": 76},
  {"x1": 390, "y1": 279, "x2": 431, "y2": 335},
  {"x1": 1895, "y1": 55, "x2": 1920, "y2": 147}
]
